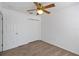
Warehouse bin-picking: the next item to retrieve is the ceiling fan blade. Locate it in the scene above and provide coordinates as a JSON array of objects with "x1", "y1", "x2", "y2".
[
  {"x1": 43, "y1": 9, "x2": 50, "y2": 14},
  {"x1": 44, "y1": 4, "x2": 55, "y2": 9},
  {"x1": 33, "y1": 2, "x2": 39, "y2": 6},
  {"x1": 34, "y1": 2, "x2": 41, "y2": 6},
  {"x1": 27, "y1": 9, "x2": 36, "y2": 11}
]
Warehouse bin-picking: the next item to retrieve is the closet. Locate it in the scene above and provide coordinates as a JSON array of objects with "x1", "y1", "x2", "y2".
[{"x1": 0, "y1": 8, "x2": 41, "y2": 52}]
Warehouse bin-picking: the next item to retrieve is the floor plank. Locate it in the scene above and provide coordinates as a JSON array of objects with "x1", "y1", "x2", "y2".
[{"x1": 0, "y1": 40, "x2": 78, "y2": 56}]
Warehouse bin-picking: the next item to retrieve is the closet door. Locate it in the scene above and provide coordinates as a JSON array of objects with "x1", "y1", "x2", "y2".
[
  {"x1": 3, "y1": 9, "x2": 41, "y2": 51},
  {"x1": 4, "y1": 15, "x2": 41, "y2": 51},
  {"x1": 0, "y1": 14, "x2": 2, "y2": 52}
]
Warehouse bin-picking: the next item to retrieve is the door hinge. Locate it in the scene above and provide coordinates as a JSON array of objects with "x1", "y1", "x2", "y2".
[
  {"x1": 2, "y1": 44, "x2": 3, "y2": 47},
  {"x1": 2, "y1": 17, "x2": 3, "y2": 21}
]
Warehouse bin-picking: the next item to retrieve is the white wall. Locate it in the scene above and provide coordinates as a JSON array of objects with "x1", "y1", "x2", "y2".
[
  {"x1": 1, "y1": 8, "x2": 41, "y2": 51},
  {"x1": 42, "y1": 5, "x2": 79, "y2": 54}
]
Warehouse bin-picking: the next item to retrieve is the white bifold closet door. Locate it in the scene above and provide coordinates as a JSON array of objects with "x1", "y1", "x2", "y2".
[{"x1": 3, "y1": 8, "x2": 41, "y2": 51}]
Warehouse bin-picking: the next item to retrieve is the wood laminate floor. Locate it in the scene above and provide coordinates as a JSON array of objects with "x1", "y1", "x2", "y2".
[{"x1": 0, "y1": 40, "x2": 78, "y2": 56}]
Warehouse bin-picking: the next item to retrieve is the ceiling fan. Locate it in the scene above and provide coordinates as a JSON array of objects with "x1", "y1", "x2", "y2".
[{"x1": 27, "y1": 2, "x2": 55, "y2": 15}]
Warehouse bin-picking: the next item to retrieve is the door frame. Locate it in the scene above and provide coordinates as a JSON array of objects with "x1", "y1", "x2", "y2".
[{"x1": 0, "y1": 12, "x2": 3, "y2": 53}]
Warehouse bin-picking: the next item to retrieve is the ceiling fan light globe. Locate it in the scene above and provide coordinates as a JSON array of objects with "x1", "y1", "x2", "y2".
[{"x1": 37, "y1": 10, "x2": 43, "y2": 14}]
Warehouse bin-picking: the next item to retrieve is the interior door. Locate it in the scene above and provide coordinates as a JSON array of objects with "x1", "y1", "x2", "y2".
[
  {"x1": 3, "y1": 9, "x2": 41, "y2": 51},
  {"x1": 0, "y1": 13, "x2": 2, "y2": 52}
]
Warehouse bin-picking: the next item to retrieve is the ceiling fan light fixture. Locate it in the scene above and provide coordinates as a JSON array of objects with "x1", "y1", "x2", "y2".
[{"x1": 37, "y1": 10, "x2": 43, "y2": 14}]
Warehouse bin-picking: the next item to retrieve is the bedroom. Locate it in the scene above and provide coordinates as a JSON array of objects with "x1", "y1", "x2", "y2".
[{"x1": 0, "y1": 2, "x2": 79, "y2": 56}]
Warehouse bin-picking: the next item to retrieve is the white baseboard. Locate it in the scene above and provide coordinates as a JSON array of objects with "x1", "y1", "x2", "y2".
[{"x1": 42, "y1": 40, "x2": 79, "y2": 55}]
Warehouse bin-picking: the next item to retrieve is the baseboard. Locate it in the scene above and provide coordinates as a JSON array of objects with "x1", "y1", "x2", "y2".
[{"x1": 42, "y1": 40, "x2": 79, "y2": 55}]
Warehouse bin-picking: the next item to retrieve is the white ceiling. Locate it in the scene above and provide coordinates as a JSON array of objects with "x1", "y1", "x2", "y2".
[{"x1": 1, "y1": 2, "x2": 79, "y2": 14}]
